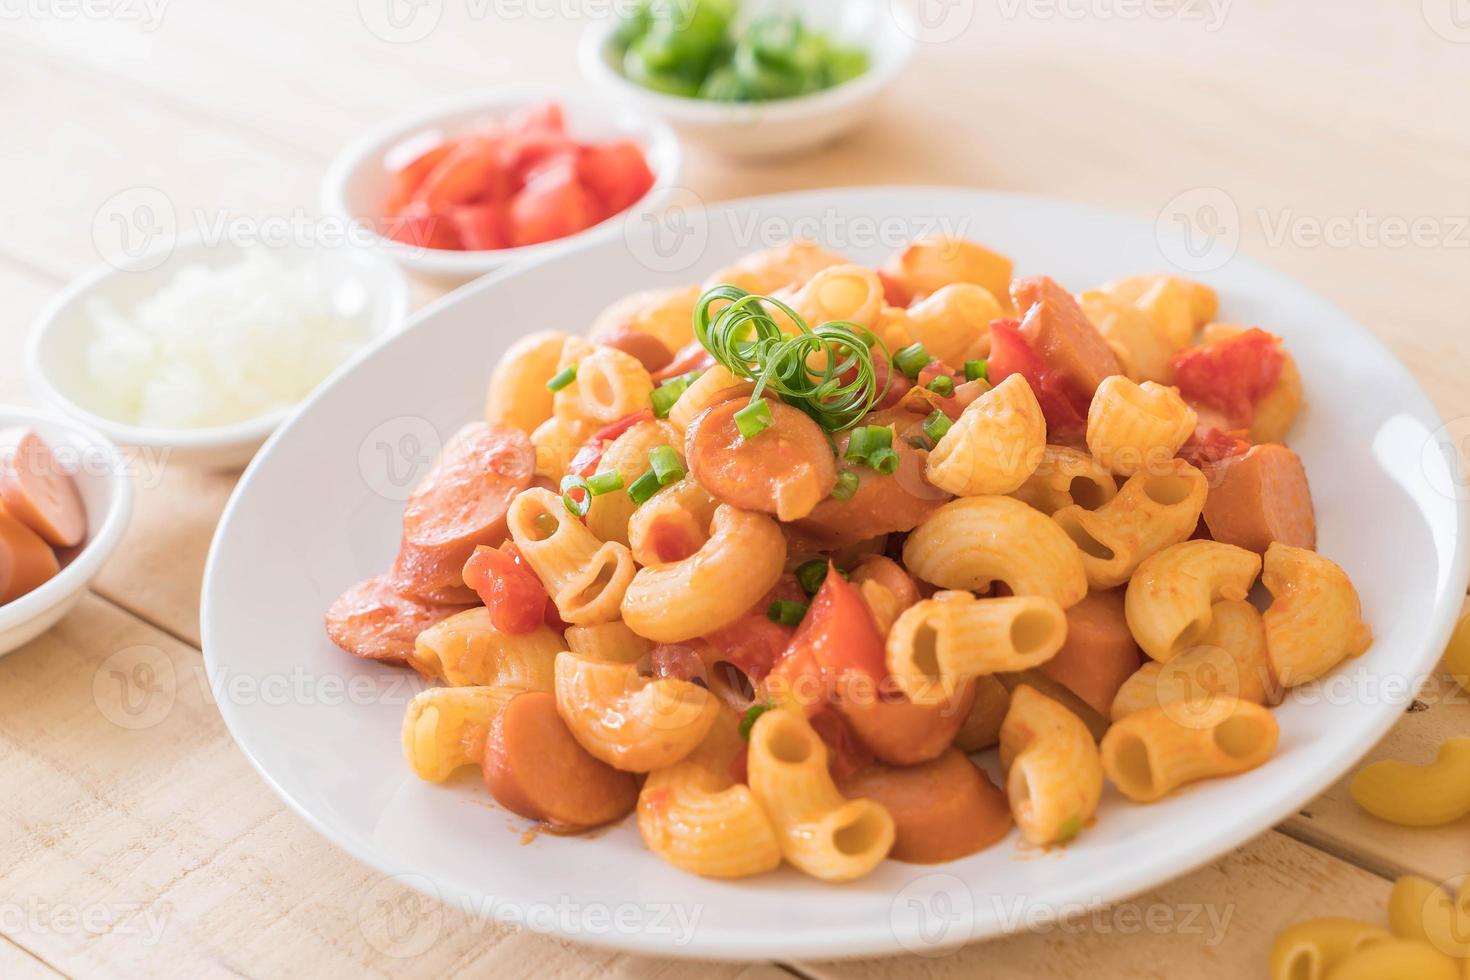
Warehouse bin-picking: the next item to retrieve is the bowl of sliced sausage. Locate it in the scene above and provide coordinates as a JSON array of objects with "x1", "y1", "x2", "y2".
[{"x1": 0, "y1": 407, "x2": 132, "y2": 656}]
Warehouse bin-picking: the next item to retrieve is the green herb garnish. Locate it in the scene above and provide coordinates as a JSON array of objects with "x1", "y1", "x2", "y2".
[
  {"x1": 546, "y1": 364, "x2": 578, "y2": 392},
  {"x1": 627, "y1": 469, "x2": 662, "y2": 506},
  {"x1": 694, "y1": 284, "x2": 890, "y2": 433},
  {"x1": 649, "y1": 445, "x2": 685, "y2": 485},
  {"x1": 738, "y1": 702, "x2": 774, "y2": 740},
  {"x1": 926, "y1": 375, "x2": 954, "y2": 397},
  {"x1": 767, "y1": 599, "x2": 808, "y2": 626},
  {"x1": 964, "y1": 359, "x2": 989, "y2": 383},
  {"x1": 922, "y1": 409, "x2": 953, "y2": 443},
  {"x1": 831, "y1": 470, "x2": 859, "y2": 500},
  {"x1": 795, "y1": 559, "x2": 829, "y2": 595},
  {"x1": 560, "y1": 474, "x2": 592, "y2": 517},
  {"x1": 893, "y1": 342, "x2": 931, "y2": 378}
]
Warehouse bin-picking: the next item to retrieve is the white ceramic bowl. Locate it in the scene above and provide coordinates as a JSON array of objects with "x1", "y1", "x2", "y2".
[
  {"x1": 578, "y1": 0, "x2": 916, "y2": 158},
  {"x1": 202, "y1": 187, "x2": 1467, "y2": 960},
  {"x1": 0, "y1": 407, "x2": 132, "y2": 656},
  {"x1": 319, "y1": 91, "x2": 683, "y2": 283},
  {"x1": 28, "y1": 235, "x2": 409, "y2": 470}
]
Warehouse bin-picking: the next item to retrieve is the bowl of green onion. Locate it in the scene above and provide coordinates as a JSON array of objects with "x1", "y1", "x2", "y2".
[{"x1": 578, "y1": 0, "x2": 916, "y2": 158}]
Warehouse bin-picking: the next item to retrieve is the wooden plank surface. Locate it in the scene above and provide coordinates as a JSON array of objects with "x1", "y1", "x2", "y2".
[{"x1": 0, "y1": 1, "x2": 1465, "y2": 976}]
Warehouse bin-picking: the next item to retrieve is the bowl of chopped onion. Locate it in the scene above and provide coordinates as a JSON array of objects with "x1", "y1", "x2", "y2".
[{"x1": 27, "y1": 234, "x2": 409, "y2": 470}]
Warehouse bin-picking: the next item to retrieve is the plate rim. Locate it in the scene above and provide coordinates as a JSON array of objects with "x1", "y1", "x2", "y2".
[{"x1": 201, "y1": 184, "x2": 1470, "y2": 960}]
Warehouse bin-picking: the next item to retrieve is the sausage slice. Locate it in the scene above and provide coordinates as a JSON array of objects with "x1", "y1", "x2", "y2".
[
  {"x1": 1011, "y1": 277, "x2": 1123, "y2": 397},
  {"x1": 324, "y1": 575, "x2": 471, "y2": 665},
  {"x1": 685, "y1": 398, "x2": 836, "y2": 521},
  {"x1": 1202, "y1": 443, "x2": 1315, "y2": 553},
  {"x1": 836, "y1": 749, "x2": 1012, "y2": 863},
  {"x1": 0, "y1": 429, "x2": 86, "y2": 548},
  {"x1": 393, "y1": 423, "x2": 534, "y2": 602},
  {"x1": 0, "y1": 502, "x2": 61, "y2": 604},
  {"x1": 1036, "y1": 589, "x2": 1142, "y2": 716},
  {"x1": 482, "y1": 690, "x2": 637, "y2": 831}
]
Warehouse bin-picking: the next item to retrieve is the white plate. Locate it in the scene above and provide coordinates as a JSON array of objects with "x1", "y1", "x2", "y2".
[{"x1": 201, "y1": 187, "x2": 1468, "y2": 960}]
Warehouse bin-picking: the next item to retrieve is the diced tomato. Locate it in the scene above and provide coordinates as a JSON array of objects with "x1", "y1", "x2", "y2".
[
  {"x1": 809, "y1": 708, "x2": 874, "y2": 781},
  {"x1": 462, "y1": 545, "x2": 547, "y2": 634},
  {"x1": 649, "y1": 644, "x2": 707, "y2": 683},
  {"x1": 869, "y1": 355, "x2": 906, "y2": 409},
  {"x1": 766, "y1": 565, "x2": 887, "y2": 714},
  {"x1": 505, "y1": 101, "x2": 565, "y2": 134},
  {"x1": 448, "y1": 202, "x2": 509, "y2": 251},
  {"x1": 567, "y1": 409, "x2": 655, "y2": 478},
  {"x1": 703, "y1": 578, "x2": 806, "y2": 681},
  {"x1": 384, "y1": 201, "x2": 460, "y2": 250},
  {"x1": 988, "y1": 319, "x2": 1089, "y2": 437},
  {"x1": 877, "y1": 269, "x2": 910, "y2": 307},
  {"x1": 1179, "y1": 425, "x2": 1252, "y2": 471},
  {"x1": 1171, "y1": 327, "x2": 1285, "y2": 427},
  {"x1": 413, "y1": 137, "x2": 509, "y2": 210},
  {"x1": 578, "y1": 141, "x2": 655, "y2": 218},
  {"x1": 654, "y1": 340, "x2": 716, "y2": 383},
  {"x1": 509, "y1": 160, "x2": 599, "y2": 247},
  {"x1": 507, "y1": 141, "x2": 577, "y2": 189},
  {"x1": 385, "y1": 141, "x2": 452, "y2": 215}
]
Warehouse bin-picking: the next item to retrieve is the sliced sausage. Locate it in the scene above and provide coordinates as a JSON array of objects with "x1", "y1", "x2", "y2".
[
  {"x1": 600, "y1": 330, "x2": 673, "y2": 374},
  {"x1": 394, "y1": 423, "x2": 534, "y2": 602},
  {"x1": 1011, "y1": 276, "x2": 1123, "y2": 398},
  {"x1": 1202, "y1": 443, "x2": 1315, "y2": 553},
  {"x1": 324, "y1": 575, "x2": 472, "y2": 665},
  {"x1": 837, "y1": 749, "x2": 1012, "y2": 863},
  {"x1": 793, "y1": 410, "x2": 951, "y2": 548},
  {"x1": 0, "y1": 503, "x2": 61, "y2": 604},
  {"x1": 685, "y1": 398, "x2": 836, "y2": 522},
  {"x1": 482, "y1": 690, "x2": 638, "y2": 831},
  {"x1": 838, "y1": 678, "x2": 976, "y2": 766},
  {"x1": 1036, "y1": 589, "x2": 1142, "y2": 717},
  {"x1": 0, "y1": 429, "x2": 86, "y2": 548}
]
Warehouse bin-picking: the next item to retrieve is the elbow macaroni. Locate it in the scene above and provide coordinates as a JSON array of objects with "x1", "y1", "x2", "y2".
[
  {"x1": 881, "y1": 236, "x2": 1015, "y2": 307},
  {"x1": 906, "y1": 283, "x2": 1003, "y2": 366},
  {"x1": 1386, "y1": 874, "x2": 1470, "y2": 957},
  {"x1": 1100, "y1": 697, "x2": 1278, "y2": 803},
  {"x1": 667, "y1": 364, "x2": 754, "y2": 433},
  {"x1": 1085, "y1": 376, "x2": 1197, "y2": 477},
  {"x1": 1349, "y1": 737, "x2": 1470, "y2": 827},
  {"x1": 583, "y1": 419, "x2": 683, "y2": 546},
  {"x1": 926, "y1": 374, "x2": 1046, "y2": 496},
  {"x1": 637, "y1": 711, "x2": 782, "y2": 878},
  {"x1": 484, "y1": 329, "x2": 567, "y2": 434},
  {"x1": 625, "y1": 476, "x2": 719, "y2": 568},
  {"x1": 1076, "y1": 290, "x2": 1174, "y2": 384},
  {"x1": 409, "y1": 607, "x2": 562, "y2": 689},
  {"x1": 999, "y1": 685, "x2": 1103, "y2": 845},
  {"x1": 1311, "y1": 940, "x2": 1461, "y2": 980},
  {"x1": 1011, "y1": 444, "x2": 1119, "y2": 516},
  {"x1": 1124, "y1": 540, "x2": 1262, "y2": 662},
  {"x1": 903, "y1": 495, "x2": 1088, "y2": 608},
  {"x1": 563, "y1": 620, "x2": 652, "y2": 664},
  {"x1": 588, "y1": 284, "x2": 701, "y2": 353},
  {"x1": 1268, "y1": 917, "x2": 1392, "y2": 980},
  {"x1": 556, "y1": 345, "x2": 655, "y2": 428},
  {"x1": 622, "y1": 504, "x2": 786, "y2": 642},
  {"x1": 786, "y1": 264, "x2": 886, "y2": 330},
  {"x1": 508, "y1": 487, "x2": 636, "y2": 626},
  {"x1": 1111, "y1": 599, "x2": 1271, "y2": 720},
  {"x1": 746, "y1": 708, "x2": 895, "y2": 881},
  {"x1": 553, "y1": 650, "x2": 719, "y2": 772},
  {"x1": 1262, "y1": 542, "x2": 1372, "y2": 687},
  {"x1": 1051, "y1": 458, "x2": 1208, "y2": 590},
  {"x1": 402, "y1": 685, "x2": 519, "y2": 782},
  {"x1": 887, "y1": 591, "x2": 1067, "y2": 704}
]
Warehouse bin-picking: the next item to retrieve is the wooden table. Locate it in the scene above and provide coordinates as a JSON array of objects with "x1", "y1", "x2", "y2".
[{"x1": 2, "y1": 2, "x2": 1467, "y2": 976}]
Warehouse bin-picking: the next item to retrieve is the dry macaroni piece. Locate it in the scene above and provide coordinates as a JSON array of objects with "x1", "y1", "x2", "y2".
[{"x1": 316, "y1": 235, "x2": 1370, "y2": 885}]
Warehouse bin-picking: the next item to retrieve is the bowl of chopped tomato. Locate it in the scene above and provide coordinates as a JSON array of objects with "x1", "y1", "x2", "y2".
[{"x1": 321, "y1": 93, "x2": 681, "y2": 281}]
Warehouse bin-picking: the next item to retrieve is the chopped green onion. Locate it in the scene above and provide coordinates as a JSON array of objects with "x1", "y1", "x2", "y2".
[
  {"x1": 649, "y1": 445, "x2": 685, "y2": 485},
  {"x1": 693, "y1": 285, "x2": 891, "y2": 433},
  {"x1": 628, "y1": 469, "x2": 662, "y2": 506},
  {"x1": 964, "y1": 359, "x2": 989, "y2": 383},
  {"x1": 795, "y1": 559, "x2": 829, "y2": 595},
  {"x1": 831, "y1": 470, "x2": 859, "y2": 500},
  {"x1": 922, "y1": 409, "x2": 953, "y2": 443},
  {"x1": 559, "y1": 474, "x2": 592, "y2": 517},
  {"x1": 926, "y1": 375, "x2": 954, "y2": 397},
  {"x1": 650, "y1": 370, "x2": 702, "y2": 418},
  {"x1": 586, "y1": 470, "x2": 624, "y2": 495},
  {"x1": 767, "y1": 599, "x2": 809, "y2": 626},
  {"x1": 546, "y1": 364, "x2": 578, "y2": 391},
  {"x1": 844, "y1": 424, "x2": 892, "y2": 463},
  {"x1": 734, "y1": 399, "x2": 773, "y2": 439},
  {"x1": 894, "y1": 342, "x2": 931, "y2": 378},
  {"x1": 738, "y1": 702, "x2": 774, "y2": 740},
  {"x1": 867, "y1": 446, "x2": 899, "y2": 475}
]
